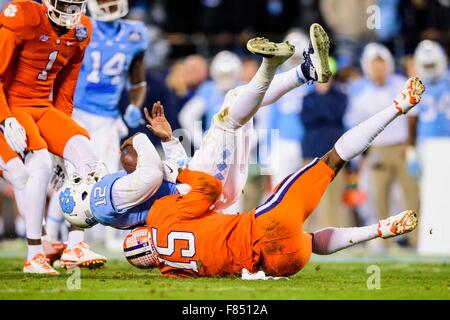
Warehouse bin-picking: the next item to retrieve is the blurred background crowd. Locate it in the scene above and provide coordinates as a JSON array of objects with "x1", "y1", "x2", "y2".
[{"x1": 0, "y1": 0, "x2": 449, "y2": 255}]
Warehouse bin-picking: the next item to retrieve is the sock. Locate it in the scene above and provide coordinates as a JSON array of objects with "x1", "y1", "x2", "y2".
[
  {"x1": 312, "y1": 225, "x2": 379, "y2": 255},
  {"x1": 46, "y1": 192, "x2": 64, "y2": 241},
  {"x1": 228, "y1": 58, "x2": 278, "y2": 127},
  {"x1": 335, "y1": 104, "x2": 400, "y2": 161},
  {"x1": 260, "y1": 65, "x2": 306, "y2": 107},
  {"x1": 27, "y1": 244, "x2": 44, "y2": 260},
  {"x1": 63, "y1": 135, "x2": 99, "y2": 175},
  {"x1": 67, "y1": 230, "x2": 84, "y2": 249},
  {"x1": 22, "y1": 150, "x2": 52, "y2": 240}
]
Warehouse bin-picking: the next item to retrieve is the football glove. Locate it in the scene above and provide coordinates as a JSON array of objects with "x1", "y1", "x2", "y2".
[
  {"x1": 50, "y1": 155, "x2": 67, "y2": 191},
  {"x1": 123, "y1": 104, "x2": 143, "y2": 128},
  {"x1": 0, "y1": 117, "x2": 27, "y2": 155},
  {"x1": 162, "y1": 159, "x2": 180, "y2": 184}
]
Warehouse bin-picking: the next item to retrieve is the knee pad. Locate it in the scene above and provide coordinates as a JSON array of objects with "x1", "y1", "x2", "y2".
[{"x1": 4, "y1": 157, "x2": 29, "y2": 190}]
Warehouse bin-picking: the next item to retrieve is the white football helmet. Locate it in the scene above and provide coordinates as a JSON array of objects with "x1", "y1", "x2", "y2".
[
  {"x1": 210, "y1": 51, "x2": 243, "y2": 92},
  {"x1": 414, "y1": 40, "x2": 448, "y2": 83},
  {"x1": 87, "y1": 0, "x2": 128, "y2": 22},
  {"x1": 123, "y1": 227, "x2": 159, "y2": 269},
  {"x1": 43, "y1": 0, "x2": 87, "y2": 29},
  {"x1": 58, "y1": 163, "x2": 109, "y2": 228},
  {"x1": 282, "y1": 29, "x2": 309, "y2": 71},
  {"x1": 360, "y1": 42, "x2": 395, "y2": 77}
]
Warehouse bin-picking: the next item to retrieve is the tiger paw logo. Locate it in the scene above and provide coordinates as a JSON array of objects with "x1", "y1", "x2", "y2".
[{"x1": 4, "y1": 4, "x2": 18, "y2": 17}]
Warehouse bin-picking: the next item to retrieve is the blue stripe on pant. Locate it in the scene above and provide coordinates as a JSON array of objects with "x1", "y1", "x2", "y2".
[{"x1": 255, "y1": 158, "x2": 320, "y2": 218}]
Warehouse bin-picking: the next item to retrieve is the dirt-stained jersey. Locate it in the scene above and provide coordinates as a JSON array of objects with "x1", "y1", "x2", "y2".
[
  {"x1": 146, "y1": 169, "x2": 264, "y2": 278},
  {"x1": 0, "y1": 0, "x2": 92, "y2": 122}
]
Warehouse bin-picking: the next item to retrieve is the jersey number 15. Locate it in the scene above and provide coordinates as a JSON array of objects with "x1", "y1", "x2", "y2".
[{"x1": 151, "y1": 228, "x2": 198, "y2": 272}]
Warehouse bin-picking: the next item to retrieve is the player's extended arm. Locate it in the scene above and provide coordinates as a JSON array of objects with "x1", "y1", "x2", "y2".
[
  {"x1": 112, "y1": 133, "x2": 164, "y2": 211},
  {"x1": 176, "y1": 169, "x2": 222, "y2": 219},
  {"x1": 123, "y1": 52, "x2": 147, "y2": 128},
  {"x1": 53, "y1": 50, "x2": 86, "y2": 116}
]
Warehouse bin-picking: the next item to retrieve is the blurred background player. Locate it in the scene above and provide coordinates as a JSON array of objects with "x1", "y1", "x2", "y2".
[
  {"x1": 46, "y1": 0, "x2": 148, "y2": 251},
  {"x1": 345, "y1": 43, "x2": 419, "y2": 252},
  {"x1": 408, "y1": 40, "x2": 450, "y2": 255},
  {"x1": 179, "y1": 50, "x2": 243, "y2": 149},
  {"x1": 0, "y1": 0, "x2": 106, "y2": 274}
]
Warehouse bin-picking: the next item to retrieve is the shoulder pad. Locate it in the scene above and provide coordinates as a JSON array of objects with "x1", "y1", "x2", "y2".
[{"x1": 0, "y1": 1, "x2": 42, "y2": 32}]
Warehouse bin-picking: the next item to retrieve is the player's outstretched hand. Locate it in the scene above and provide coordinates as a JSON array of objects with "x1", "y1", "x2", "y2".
[{"x1": 144, "y1": 101, "x2": 173, "y2": 142}]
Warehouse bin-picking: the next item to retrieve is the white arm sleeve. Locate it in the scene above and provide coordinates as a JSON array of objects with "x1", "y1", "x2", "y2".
[
  {"x1": 112, "y1": 133, "x2": 164, "y2": 211},
  {"x1": 178, "y1": 96, "x2": 206, "y2": 148},
  {"x1": 260, "y1": 67, "x2": 303, "y2": 107},
  {"x1": 161, "y1": 137, "x2": 189, "y2": 163}
]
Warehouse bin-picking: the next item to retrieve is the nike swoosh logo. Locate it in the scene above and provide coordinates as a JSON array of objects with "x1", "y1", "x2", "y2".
[{"x1": 165, "y1": 163, "x2": 174, "y2": 173}]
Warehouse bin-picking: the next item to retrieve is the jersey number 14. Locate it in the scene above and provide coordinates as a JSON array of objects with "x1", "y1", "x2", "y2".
[{"x1": 87, "y1": 51, "x2": 126, "y2": 85}]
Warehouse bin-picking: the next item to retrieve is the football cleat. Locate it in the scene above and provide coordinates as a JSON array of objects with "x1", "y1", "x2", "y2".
[
  {"x1": 300, "y1": 23, "x2": 332, "y2": 83},
  {"x1": 377, "y1": 210, "x2": 418, "y2": 239},
  {"x1": 393, "y1": 77, "x2": 426, "y2": 114},
  {"x1": 247, "y1": 37, "x2": 295, "y2": 66},
  {"x1": 23, "y1": 253, "x2": 59, "y2": 275},
  {"x1": 60, "y1": 241, "x2": 107, "y2": 269},
  {"x1": 42, "y1": 238, "x2": 66, "y2": 265}
]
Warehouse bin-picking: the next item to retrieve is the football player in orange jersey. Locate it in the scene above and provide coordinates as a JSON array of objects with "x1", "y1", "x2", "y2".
[
  {"x1": 123, "y1": 62, "x2": 424, "y2": 277},
  {"x1": 0, "y1": 0, "x2": 106, "y2": 274}
]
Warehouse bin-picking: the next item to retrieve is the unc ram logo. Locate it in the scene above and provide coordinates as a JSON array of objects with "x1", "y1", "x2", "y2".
[
  {"x1": 4, "y1": 4, "x2": 18, "y2": 17},
  {"x1": 60, "y1": 188, "x2": 76, "y2": 214}
]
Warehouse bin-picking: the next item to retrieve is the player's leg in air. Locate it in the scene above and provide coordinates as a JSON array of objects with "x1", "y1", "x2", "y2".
[
  {"x1": 172, "y1": 23, "x2": 332, "y2": 210},
  {"x1": 254, "y1": 77, "x2": 424, "y2": 276}
]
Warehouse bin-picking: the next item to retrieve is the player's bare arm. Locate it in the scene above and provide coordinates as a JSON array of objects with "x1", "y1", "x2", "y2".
[
  {"x1": 124, "y1": 52, "x2": 147, "y2": 128},
  {"x1": 129, "y1": 52, "x2": 147, "y2": 108}
]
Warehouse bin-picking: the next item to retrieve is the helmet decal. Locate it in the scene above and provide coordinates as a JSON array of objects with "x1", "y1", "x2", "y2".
[{"x1": 60, "y1": 188, "x2": 76, "y2": 214}]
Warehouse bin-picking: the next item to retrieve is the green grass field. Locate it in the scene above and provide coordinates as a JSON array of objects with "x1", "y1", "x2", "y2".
[{"x1": 1, "y1": 255, "x2": 449, "y2": 299}]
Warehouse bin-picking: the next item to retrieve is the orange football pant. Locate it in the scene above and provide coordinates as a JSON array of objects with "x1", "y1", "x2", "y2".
[
  {"x1": 10, "y1": 106, "x2": 89, "y2": 157},
  {"x1": 254, "y1": 158, "x2": 334, "y2": 276}
]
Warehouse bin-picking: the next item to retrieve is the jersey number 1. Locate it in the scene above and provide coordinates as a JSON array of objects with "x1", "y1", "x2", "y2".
[{"x1": 38, "y1": 51, "x2": 59, "y2": 81}]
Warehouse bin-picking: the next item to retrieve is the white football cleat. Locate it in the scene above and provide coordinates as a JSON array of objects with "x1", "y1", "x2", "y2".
[
  {"x1": 300, "y1": 23, "x2": 332, "y2": 83},
  {"x1": 42, "y1": 238, "x2": 66, "y2": 265},
  {"x1": 23, "y1": 253, "x2": 59, "y2": 275},
  {"x1": 247, "y1": 37, "x2": 295, "y2": 67},
  {"x1": 377, "y1": 210, "x2": 418, "y2": 239},
  {"x1": 60, "y1": 241, "x2": 107, "y2": 269},
  {"x1": 393, "y1": 77, "x2": 426, "y2": 114}
]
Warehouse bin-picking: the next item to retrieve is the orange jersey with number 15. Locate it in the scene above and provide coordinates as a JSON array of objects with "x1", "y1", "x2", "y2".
[{"x1": 0, "y1": 0, "x2": 92, "y2": 122}]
